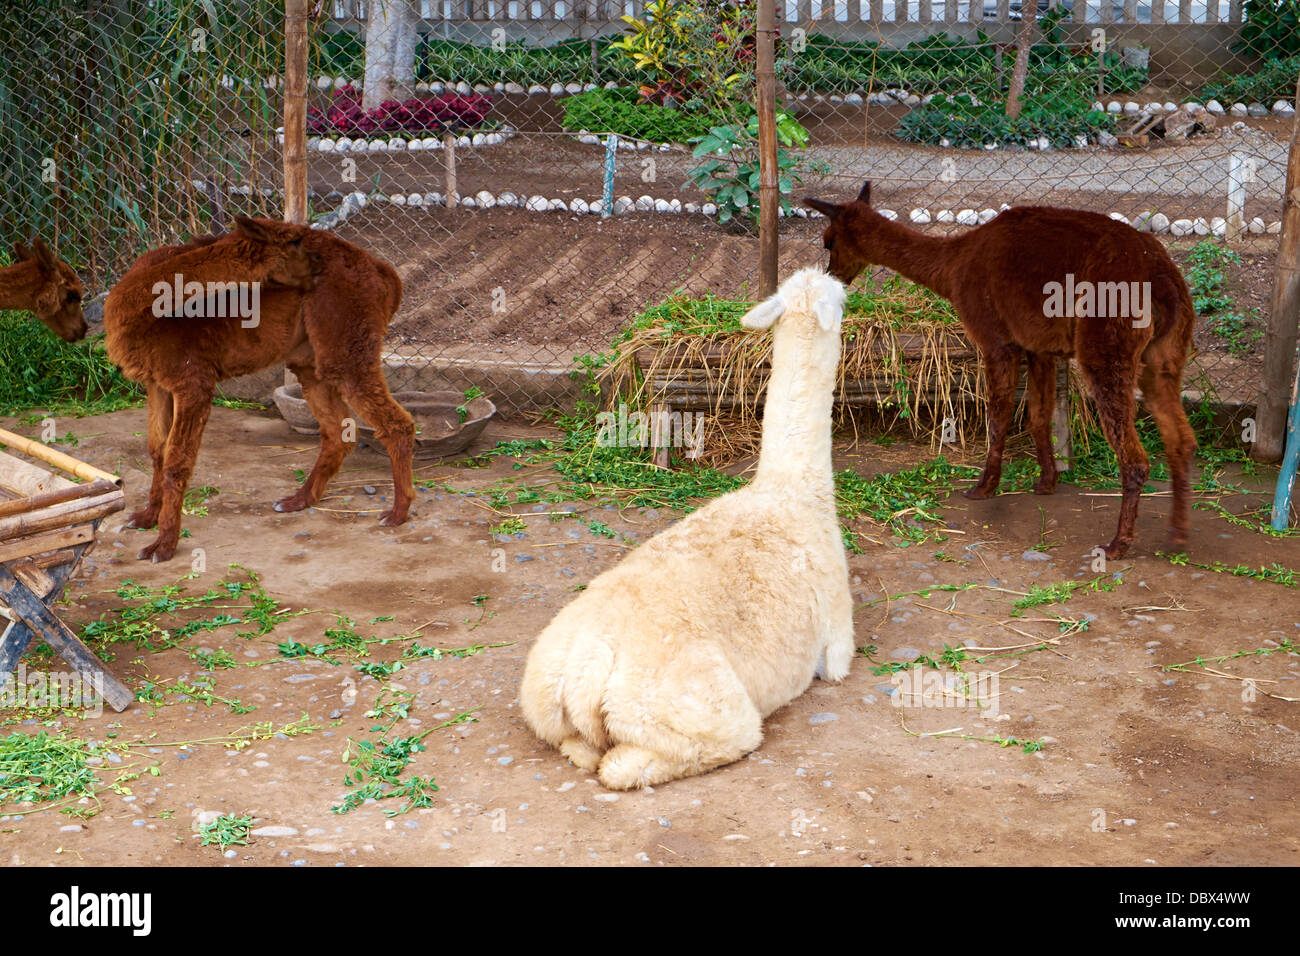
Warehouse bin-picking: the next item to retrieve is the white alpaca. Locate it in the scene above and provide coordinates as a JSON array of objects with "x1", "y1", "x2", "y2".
[{"x1": 519, "y1": 267, "x2": 855, "y2": 790}]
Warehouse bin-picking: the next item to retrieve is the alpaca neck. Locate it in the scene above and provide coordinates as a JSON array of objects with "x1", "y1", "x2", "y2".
[
  {"x1": 0, "y1": 262, "x2": 39, "y2": 311},
  {"x1": 753, "y1": 321, "x2": 838, "y2": 496},
  {"x1": 861, "y1": 216, "x2": 957, "y2": 300}
]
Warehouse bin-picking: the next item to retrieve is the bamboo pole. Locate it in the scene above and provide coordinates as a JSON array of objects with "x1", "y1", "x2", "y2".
[
  {"x1": 282, "y1": 0, "x2": 310, "y2": 224},
  {"x1": 0, "y1": 429, "x2": 122, "y2": 486},
  {"x1": 0, "y1": 491, "x2": 124, "y2": 542},
  {"x1": 755, "y1": 0, "x2": 778, "y2": 298},
  {"x1": 1255, "y1": 67, "x2": 1300, "y2": 463},
  {"x1": 0, "y1": 479, "x2": 118, "y2": 521}
]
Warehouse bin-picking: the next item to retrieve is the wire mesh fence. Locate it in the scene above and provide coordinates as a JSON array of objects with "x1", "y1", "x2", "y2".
[{"x1": 1, "y1": 0, "x2": 1296, "y2": 441}]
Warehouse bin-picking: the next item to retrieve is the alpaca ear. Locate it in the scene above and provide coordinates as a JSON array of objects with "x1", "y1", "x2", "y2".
[
  {"x1": 814, "y1": 286, "x2": 846, "y2": 333},
  {"x1": 31, "y1": 237, "x2": 57, "y2": 271},
  {"x1": 741, "y1": 295, "x2": 785, "y2": 330},
  {"x1": 857, "y1": 180, "x2": 871, "y2": 204},
  {"x1": 233, "y1": 215, "x2": 274, "y2": 243},
  {"x1": 803, "y1": 197, "x2": 842, "y2": 219}
]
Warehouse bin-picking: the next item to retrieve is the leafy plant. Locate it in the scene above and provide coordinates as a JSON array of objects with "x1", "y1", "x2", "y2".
[
  {"x1": 687, "y1": 111, "x2": 817, "y2": 226},
  {"x1": 1199, "y1": 55, "x2": 1300, "y2": 104},
  {"x1": 198, "y1": 813, "x2": 252, "y2": 849},
  {"x1": 609, "y1": 0, "x2": 755, "y2": 111},
  {"x1": 561, "y1": 86, "x2": 730, "y2": 143},
  {"x1": 1236, "y1": 0, "x2": 1300, "y2": 58},
  {"x1": 897, "y1": 90, "x2": 1114, "y2": 148},
  {"x1": 1184, "y1": 240, "x2": 1260, "y2": 356},
  {"x1": 308, "y1": 86, "x2": 492, "y2": 137}
]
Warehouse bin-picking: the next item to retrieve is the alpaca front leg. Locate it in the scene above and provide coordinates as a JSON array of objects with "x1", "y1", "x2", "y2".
[
  {"x1": 126, "y1": 383, "x2": 174, "y2": 530},
  {"x1": 817, "y1": 582, "x2": 856, "y2": 682},
  {"x1": 138, "y1": 388, "x2": 214, "y2": 563}
]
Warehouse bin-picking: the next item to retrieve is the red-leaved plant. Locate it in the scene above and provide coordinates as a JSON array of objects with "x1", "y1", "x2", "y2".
[{"x1": 307, "y1": 86, "x2": 493, "y2": 137}]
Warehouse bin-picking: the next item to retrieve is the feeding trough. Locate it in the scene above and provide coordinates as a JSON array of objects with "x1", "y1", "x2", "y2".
[{"x1": 272, "y1": 384, "x2": 496, "y2": 460}]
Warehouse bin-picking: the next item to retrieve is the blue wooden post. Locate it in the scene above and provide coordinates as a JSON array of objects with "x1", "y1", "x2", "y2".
[
  {"x1": 602, "y1": 133, "x2": 618, "y2": 219},
  {"x1": 1271, "y1": 364, "x2": 1300, "y2": 530}
]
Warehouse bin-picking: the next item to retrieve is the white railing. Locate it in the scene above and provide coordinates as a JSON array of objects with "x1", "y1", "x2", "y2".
[{"x1": 327, "y1": 0, "x2": 1242, "y2": 25}]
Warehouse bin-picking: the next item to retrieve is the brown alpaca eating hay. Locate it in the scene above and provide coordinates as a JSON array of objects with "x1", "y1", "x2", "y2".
[
  {"x1": 805, "y1": 181, "x2": 1196, "y2": 559},
  {"x1": 0, "y1": 236, "x2": 87, "y2": 342},
  {"x1": 103, "y1": 216, "x2": 415, "y2": 562}
]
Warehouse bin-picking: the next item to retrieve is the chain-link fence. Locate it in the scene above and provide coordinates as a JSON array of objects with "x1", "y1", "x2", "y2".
[{"x1": 2, "y1": 0, "x2": 1297, "y2": 444}]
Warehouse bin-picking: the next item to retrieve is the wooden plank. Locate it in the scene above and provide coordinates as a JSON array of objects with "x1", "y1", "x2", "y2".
[
  {"x1": 0, "y1": 478, "x2": 117, "y2": 521},
  {"x1": 32, "y1": 548, "x2": 78, "y2": 571},
  {"x1": 0, "y1": 450, "x2": 74, "y2": 498},
  {"x1": 0, "y1": 525, "x2": 94, "y2": 566},
  {"x1": 0, "y1": 490, "x2": 123, "y2": 541},
  {"x1": 0, "y1": 565, "x2": 133, "y2": 712},
  {"x1": 12, "y1": 560, "x2": 57, "y2": 600}
]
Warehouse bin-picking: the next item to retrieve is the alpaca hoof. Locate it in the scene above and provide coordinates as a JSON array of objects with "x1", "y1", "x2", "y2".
[
  {"x1": 378, "y1": 508, "x2": 409, "y2": 527},
  {"x1": 274, "y1": 494, "x2": 309, "y2": 514},
  {"x1": 1102, "y1": 539, "x2": 1130, "y2": 560},
  {"x1": 1032, "y1": 481, "x2": 1057, "y2": 496},
  {"x1": 597, "y1": 745, "x2": 665, "y2": 791},
  {"x1": 1167, "y1": 531, "x2": 1188, "y2": 553},
  {"x1": 125, "y1": 511, "x2": 157, "y2": 530},
  {"x1": 559, "y1": 737, "x2": 602, "y2": 772},
  {"x1": 963, "y1": 486, "x2": 996, "y2": 501},
  {"x1": 137, "y1": 539, "x2": 176, "y2": 563}
]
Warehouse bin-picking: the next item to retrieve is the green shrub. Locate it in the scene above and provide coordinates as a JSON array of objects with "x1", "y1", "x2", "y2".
[
  {"x1": 1236, "y1": 0, "x2": 1300, "y2": 58},
  {"x1": 1199, "y1": 55, "x2": 1300, "y2": 104},
  {"x1": 561, "y1": 86, "x2": 732, "y2": 143},
  {"x1": 896, "y1": 91, "x2": 1114, "y2": 149}
]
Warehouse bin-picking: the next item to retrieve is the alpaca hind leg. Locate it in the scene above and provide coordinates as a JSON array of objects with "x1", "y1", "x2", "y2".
[
  {"x1": 966, "y1": 346, "x2": 1023, "y2": 499},
  {"x1": 126, "y1": 382, "x2": 174, "y2": 529},
  {"x1": 1026, "y1": 352, "x2": 1059, "y2": 495},
  {"x1": 1086, "y1": 366, "x2": 1149, "y2": 559},
  {"x1": 275, "y1": 367, "x2": 353, "y2": 513},
  {"x1": 1140, "y1": 362, "x2": 1196, "y2": 550},
  {"x1": 138, "y1": 385, "x2": 214, "y2": 563},
  {"x1": 597, "y1": 666, "x2": 763, "y2": 790},
  {"x1": 339, "y1": 371, "x2": 415, "y2": 526}
]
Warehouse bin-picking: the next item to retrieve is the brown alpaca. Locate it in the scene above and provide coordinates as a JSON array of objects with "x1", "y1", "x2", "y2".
[
  {"x1": 806, "y1": 182, "x2": 1196, "y2": 558},
  {"x1": 104, "y1": 216, "x2": 415, "y2": 563},
  {"x1": 0, "y1": 236, "x2": 87, "y2": 341}
]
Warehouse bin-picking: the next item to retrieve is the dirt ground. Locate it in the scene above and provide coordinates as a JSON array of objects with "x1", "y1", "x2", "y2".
[{"x1": 2, "y1": 406, "x2": 1298, "y2": 866}]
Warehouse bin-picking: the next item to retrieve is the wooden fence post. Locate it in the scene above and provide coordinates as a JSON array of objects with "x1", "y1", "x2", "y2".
[
  {"x1": 1255, "y1": 67, "x2": 1300, "y2": 463},
  {"x1": 282, "y1": 0, "x2": 309, "y2": 225},
  {"x1": 756, "y1": 0, "x2": 778, "y2": 298}
]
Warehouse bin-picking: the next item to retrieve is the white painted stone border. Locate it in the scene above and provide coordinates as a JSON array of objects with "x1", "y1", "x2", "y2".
[
  {"x1": 298, "y1": 126, "x2": 518, "y2": 153},
  {"x1": 301, "y1": 189, "x2": 1282, "y2": 237}
]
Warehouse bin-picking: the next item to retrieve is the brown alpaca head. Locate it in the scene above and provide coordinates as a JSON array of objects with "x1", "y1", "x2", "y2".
[
  {"x1": 230, "y1": 216, "x2": 320, "y2": 292},
  {"x1": 13, "y1": 237, "x2": 87, "y2": 342},
  {"x1": 803, "y1": 180, "x2": 882, "y2": 287}
]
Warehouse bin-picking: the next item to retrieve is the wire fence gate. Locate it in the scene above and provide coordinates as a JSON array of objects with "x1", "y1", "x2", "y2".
[{"x1": 1, "y1": 0, "x2": 1297, "y2": 455}]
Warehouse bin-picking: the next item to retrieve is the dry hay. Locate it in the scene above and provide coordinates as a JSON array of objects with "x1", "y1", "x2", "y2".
[{"x1": 598, "y1": 279, "x2": 1100, "y2": 468}]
